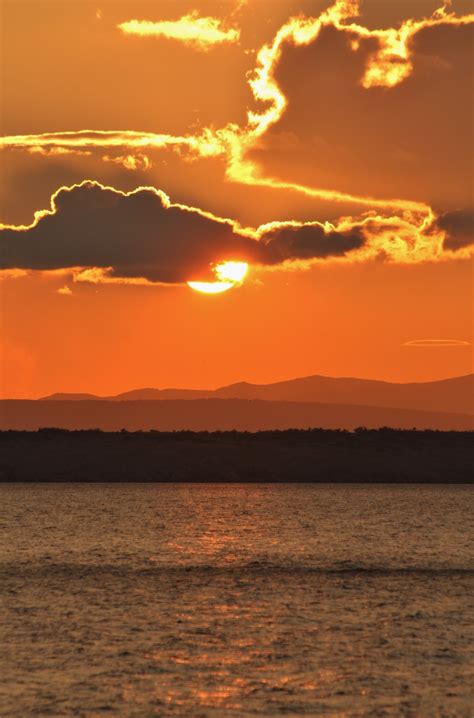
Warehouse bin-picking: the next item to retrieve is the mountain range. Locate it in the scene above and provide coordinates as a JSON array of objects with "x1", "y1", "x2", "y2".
[
  {"x1": 1, "y1": 373, "x2": 472, "y2": 431},
  {"x1": 40, "y1": 373, "x2": 474, "y2": 415}
]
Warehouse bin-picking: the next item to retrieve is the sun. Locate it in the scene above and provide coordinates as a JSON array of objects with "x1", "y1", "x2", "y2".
[
  {"x1": 214, "y1": 261, "x2": 248, "y2": 283},
  {"x1": 187, "y1": 280, "x2": 235, "y2": 294},
  {"x1": 187, "y1": 261, "x2": 248, "y2": 294}
]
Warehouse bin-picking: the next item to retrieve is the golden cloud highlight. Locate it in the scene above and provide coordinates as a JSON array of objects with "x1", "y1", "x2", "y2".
[
  {"x1": 57, "y1": 285, "x2": 73, "y2": 296},
  {"x1": 0, "y1": 269, "x2": 30, "y2": 281},
  {"x1": 72, "y1": 268, "x2": 171, "y2": 287},
  {"x1": 102, "y1": 153, "x2": 152, "y2": 171},
  {"x1": 0, "y1": 129, "x2": 222, "y2": 156},
  {"x1": 118, "y1": 13, "x2": 240, "y2": 49},
  {"x1": 246, "y1": 0, "x2": 473, "y2": 139},
  {"x1": 1, "y1": 126, "x2": 426, "y2": 213}
]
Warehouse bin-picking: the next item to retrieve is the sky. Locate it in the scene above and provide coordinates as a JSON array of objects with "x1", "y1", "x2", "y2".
[{"x1": 1, "y1": 0, "x2": 473, "y2": 398}]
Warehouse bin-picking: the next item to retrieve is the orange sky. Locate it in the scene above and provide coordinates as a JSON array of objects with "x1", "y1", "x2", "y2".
[{"x1": 1, "y1": 0, "x2": 473, "y2": 398}]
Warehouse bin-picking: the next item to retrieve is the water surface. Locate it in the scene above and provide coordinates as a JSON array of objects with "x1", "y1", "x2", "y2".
[{"x1": 1, "y1": 484, "x2": 473, "y2": 717}]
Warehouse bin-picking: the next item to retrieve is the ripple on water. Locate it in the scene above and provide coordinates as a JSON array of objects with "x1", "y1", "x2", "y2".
[{"x1": 0, "y1": 483, "x2": 473, "y2": 717}]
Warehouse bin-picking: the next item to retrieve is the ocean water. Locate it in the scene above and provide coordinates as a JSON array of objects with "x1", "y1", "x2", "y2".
[{"x1": 0, "y1": 483, "x2": 473, "y2": 718}]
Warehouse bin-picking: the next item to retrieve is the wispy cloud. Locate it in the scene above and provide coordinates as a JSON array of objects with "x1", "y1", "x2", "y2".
[
  {"x1": 403, "y1": 339, "x2": 471, "y2": 347},
  {"x1": 57, "y1": 285, "x2": 73, "y2": 296},
  {"x1": 102, "y1": 153, "x2": 152, "y2": 171},
  {"x1": 118, "y1": 12, "x2": 240, "y2": 49}
]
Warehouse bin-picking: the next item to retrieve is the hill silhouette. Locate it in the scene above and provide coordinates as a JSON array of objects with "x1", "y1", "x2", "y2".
[
  {"x1": 0, "y1": 398, "x2": 472, "y2": 432},
  {"x1": 40, "y1": 373, "x2": 474, "y2": 416}
]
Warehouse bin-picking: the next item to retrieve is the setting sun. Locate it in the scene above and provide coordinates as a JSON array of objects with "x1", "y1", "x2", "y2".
[
  {"x1": 186, "y1": 280, "x2": 234, "y2": 294},
  {"x1": 215, "y1": 261, "x2": 248, "y2": 283},
  {"x1": 187, "y1": 261, "x2": 248, "y2": 294}
]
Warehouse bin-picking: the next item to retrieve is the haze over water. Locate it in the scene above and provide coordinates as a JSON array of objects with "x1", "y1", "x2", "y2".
[{"x1": 1, "y1": 483, "x2": 473, "y2": 717}]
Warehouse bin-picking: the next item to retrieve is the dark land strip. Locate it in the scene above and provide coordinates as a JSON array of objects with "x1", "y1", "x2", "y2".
[{"x1": 0, "y1": 429, "x2": 472, "y2": 483}]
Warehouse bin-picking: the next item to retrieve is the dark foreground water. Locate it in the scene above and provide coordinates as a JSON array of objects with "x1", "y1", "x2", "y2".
[{"x1": 0, "y1": 484, "x2": 473, "y2": 718}]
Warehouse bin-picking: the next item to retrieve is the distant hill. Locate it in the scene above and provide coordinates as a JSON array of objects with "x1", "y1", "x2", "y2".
[
  {"x1": 40, "y1": 392, "x2": 100, "y2": 401},
  {"x1": 112, "y1": 388, "x2": 210, "y2": 401},
  {"x1": 1, "y1": 399, "x2": 472, "y2": 432},
  {"x1": 42, "y1": 388, "x2": 211, "y2": 401},
  {"x1": 215, "y1": 374, "x2": 474, "y2": 415},
  {"x1": 40, "y1": 373, "x2": 474, "y2": 415}
]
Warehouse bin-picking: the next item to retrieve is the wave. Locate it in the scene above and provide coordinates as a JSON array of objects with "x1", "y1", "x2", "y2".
[{"x1": 1, "y1": 560, "x2": 473, "y2": 577}]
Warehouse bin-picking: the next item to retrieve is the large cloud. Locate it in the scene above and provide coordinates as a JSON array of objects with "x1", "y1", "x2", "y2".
[
  {"x1": 250, "y1": 16, "x2": 474, "y2": 209},
  {"x1": 0, "y1": 183, "x2": 250, "y2": 283},
  {"x1": 436, "y1": 208, "x2": 474, "y2": 250},
  {"x1": 2, "y1": 2, "x2": 472, "y2": 228},
  {"x1": 0, "y1": 182, "x2": 368, "y2": 283}
]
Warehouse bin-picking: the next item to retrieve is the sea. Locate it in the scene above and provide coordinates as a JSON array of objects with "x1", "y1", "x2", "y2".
[{"x1": 0, "y1": 484, "x2": 473, "y2": 717}]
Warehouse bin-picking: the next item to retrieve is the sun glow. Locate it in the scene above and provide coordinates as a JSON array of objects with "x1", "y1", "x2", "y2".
[
  {"x1": 215, "y1": 261, "x2": 248, "y2": 283},
  {"x1": 187, "y1": 261, "x2": 248, "y2": 294}
]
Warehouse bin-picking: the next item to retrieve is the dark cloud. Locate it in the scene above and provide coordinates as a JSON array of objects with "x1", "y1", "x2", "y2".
[
  {"x1": 257, "y1": 223, "x2": 365, "y2": 264},
  {"x1": 256, "y1": 21, "x2": 474, "y2": 208},
  {"x1": 436, "y1": 208, "x2": 474, "y2": 250},
  {"x1": 0, "y1": 182, "x2": 366, "y2": 282},
  {"x1": 1, "y1": 182, "x2": 257, "y2": 283}
]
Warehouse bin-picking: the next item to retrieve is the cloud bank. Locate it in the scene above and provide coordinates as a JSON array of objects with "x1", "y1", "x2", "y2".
[
  {"x1": 0, "y1": 182, "x2": 369, "y2": 283},
  {"x1": 1, "y1": 182, "x2": 472, "y2": 286}
]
